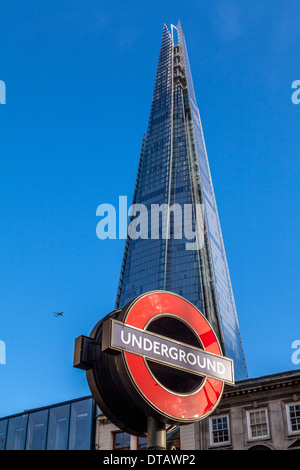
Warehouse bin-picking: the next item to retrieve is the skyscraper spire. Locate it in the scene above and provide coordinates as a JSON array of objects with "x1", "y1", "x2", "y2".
[{"x1": 115, "y1": 23, "x2": 247, "y2": 380}]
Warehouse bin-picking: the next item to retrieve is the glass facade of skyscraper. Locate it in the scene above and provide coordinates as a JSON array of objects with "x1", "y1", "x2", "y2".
[{"x1": 115, "y1": 23, "x2": 247, "y2": 380}]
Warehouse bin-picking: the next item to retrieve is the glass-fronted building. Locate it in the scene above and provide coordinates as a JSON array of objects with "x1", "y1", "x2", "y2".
[
  {"x1": 0, "y1": 396, "x2": 96, "y2": 450},
  {"x1": 115, "y1": 23, "x2": 248, "y2": 380}
]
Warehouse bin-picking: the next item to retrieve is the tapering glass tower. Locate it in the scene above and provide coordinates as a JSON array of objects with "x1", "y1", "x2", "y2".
[{"x1": 115, "y1": 23, "x2": 247, "y2": 380}]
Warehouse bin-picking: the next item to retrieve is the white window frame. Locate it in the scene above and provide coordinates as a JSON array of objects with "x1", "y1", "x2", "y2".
[
  {"x1": 208, "y1": 414, "x2": 231, "y2": 447},
  {"x1": 285, "y1": 402, "x2": 300, "y2": 435},
  {"x1": 246, "y1": 407, "x2": 270, "y2": 441}
]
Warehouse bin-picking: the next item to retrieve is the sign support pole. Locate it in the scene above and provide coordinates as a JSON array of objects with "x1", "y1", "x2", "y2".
[{"x1": 147, "y1": 416, "x2": 166, "y2": 450}]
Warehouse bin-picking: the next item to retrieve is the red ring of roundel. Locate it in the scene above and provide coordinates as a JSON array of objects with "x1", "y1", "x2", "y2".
[{"x1": 123, "y1": 291, "x2": 224, "y2": 422}]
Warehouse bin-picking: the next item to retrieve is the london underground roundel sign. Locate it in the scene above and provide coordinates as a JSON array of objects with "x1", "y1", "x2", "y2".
[{"x1": 74, "y1": 291, "x2": 235, "y2": 436}]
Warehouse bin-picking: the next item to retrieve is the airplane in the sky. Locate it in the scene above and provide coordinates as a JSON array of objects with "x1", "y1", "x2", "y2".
[{"x1": 53, "y1": 311, "x2": 64, "y2": 317}]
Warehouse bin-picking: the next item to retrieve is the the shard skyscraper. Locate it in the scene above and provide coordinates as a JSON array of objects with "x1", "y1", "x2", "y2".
[{"x1": 115, "y1": 23, "x2": 247, "y2": 380}]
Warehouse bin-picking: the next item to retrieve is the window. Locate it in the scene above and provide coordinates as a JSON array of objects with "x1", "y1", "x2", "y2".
[
  {"x1": 286, "y1": 402, "x2": 300, "y2": 434},
  {"x1": 113, "y1": 431, "x2": 131, "y2": 450},
  {"x1": 5, "y1": 415, "x2": 28, "y2": 450},
  {"x1": 0, "y1": 420, "x2": 7, "y2": 450},
  {"x1": 47, "y1": 404, "x2": 70, "y2": 450},
  {"x1": 68, "y1": 398, "x2": 93, "y2": 450},
  {"x1": 25, "y1": 410, "x2": 48, "y2": 450},
  {"x1": 209, "y1": 415, "x2": 230, "y2": 446},
  {"x1": 166, "y1": 427, "x2": 180, "y2": 450},
  {"x1": 246, "y1": 408, "x2": 270, "y2": 440},
  {"x1": 137, "y1": 435, "x2": 147, "y2": 450}
]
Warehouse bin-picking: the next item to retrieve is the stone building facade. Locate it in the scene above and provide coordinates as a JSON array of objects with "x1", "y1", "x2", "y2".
[
  {"x1": 95, "y1": 369, "x2": 300, "y2": 450},
  {"x1": 181, "y1": 369, "x2": 300, "y2": 450}
]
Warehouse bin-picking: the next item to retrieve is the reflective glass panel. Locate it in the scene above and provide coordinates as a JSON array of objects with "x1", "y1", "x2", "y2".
[
  {"x1": 25, "y1": 410, "x2": 48, "y2": 450},
  {"x1": 68, "y1": 398, "x2": 93, "y2": 450},
  {"x1": 113, "y1": 431, "x2": 131, "y2": 450},
  {"x1": 47, "y1": 404, "x2": 70, "y2": 450},
  {"x1": 6, "y1": 415, "x2": 28, "y2": 450},
  {"x1": 137, "y1": 435, "x2": 147, "y2": 450},
  {"x1": 167, "y1": 427, "x2": 181, "y2": 449},
  {"x1": 0, "y1": 420, "x2": 8, "y2": 450}
]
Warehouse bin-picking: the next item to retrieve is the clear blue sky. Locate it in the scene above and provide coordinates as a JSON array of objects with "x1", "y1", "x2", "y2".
[{"x1": 0, "y1": 0, "x2": 299, "y2": 417}]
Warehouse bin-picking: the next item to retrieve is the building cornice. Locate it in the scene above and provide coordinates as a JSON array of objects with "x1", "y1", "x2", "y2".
[{"x1": 222, "y1": 369, "x2": 300, "y2": 401}]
